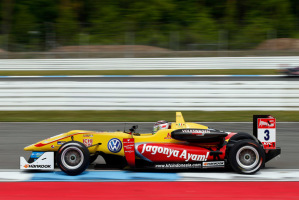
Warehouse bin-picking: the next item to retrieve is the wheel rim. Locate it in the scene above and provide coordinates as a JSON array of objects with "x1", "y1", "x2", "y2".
[
  {"x1": 61, "y1": 146, "x2": 84, "y2": 170},
  {"x1": 236, "y1": 146, "x2": 259, "y2": 169}
]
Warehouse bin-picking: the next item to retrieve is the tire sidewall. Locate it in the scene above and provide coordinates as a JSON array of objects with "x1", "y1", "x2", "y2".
[
  {"x1": 228, "y1": 139, "x2": 265, "y2": 174},
  {"x1": 56, "y1": 141, "x2": 90, "y2": 175}
]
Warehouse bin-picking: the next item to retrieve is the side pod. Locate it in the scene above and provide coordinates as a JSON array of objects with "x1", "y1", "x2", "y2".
[{"x1": 20, "y1": 152, "x2": 54, "y2": 170}]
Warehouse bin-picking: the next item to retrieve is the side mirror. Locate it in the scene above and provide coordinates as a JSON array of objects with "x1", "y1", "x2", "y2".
[
  {"x1": 132, "y1": 125, "x2": 138, "y2": 129},
  {"x1": 129, "y1": 125, "x2": 138, "y2": 133}
]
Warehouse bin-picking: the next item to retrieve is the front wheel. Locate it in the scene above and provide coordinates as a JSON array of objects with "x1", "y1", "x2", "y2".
[
  {"x1": 228, "y1": 139, "x2": 265, "y2": 174},
  {"x1": 56, "y1": 141, "x2": 90, "y2": 175}
]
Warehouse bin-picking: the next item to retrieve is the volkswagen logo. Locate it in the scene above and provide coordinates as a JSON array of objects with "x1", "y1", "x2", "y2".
[{"x1": 108, "y1": 138, "x2": 122, "y2": 153}]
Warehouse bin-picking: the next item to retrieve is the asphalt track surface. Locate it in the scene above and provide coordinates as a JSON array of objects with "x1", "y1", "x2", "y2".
[
  {"x1": 0, "y1": 75, "x2": 299, "y2": 82},
  {"x1": 0, "y1": 122, "x2": 296, "y2": 169}
]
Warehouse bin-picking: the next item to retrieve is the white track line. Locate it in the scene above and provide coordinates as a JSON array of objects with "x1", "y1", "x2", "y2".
[
  {"x1": 1, "y1": 169, "x2": 299, "y2": 182},
  {"x1": 0, "y1": 171, "x2": 33, "y2": 182}
]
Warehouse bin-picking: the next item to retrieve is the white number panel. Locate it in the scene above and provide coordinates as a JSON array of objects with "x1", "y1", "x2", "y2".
[{"x1": 257, "y1": 118, "x2": 276, "y2": 149}]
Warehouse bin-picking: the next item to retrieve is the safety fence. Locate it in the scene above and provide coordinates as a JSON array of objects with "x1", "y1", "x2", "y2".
[
  {"x1": 0, "y1": 56, "x2": 299, "y2": 70},
  {"x1": 0, "y1": 81, "x2": 298, "y2": 111}
]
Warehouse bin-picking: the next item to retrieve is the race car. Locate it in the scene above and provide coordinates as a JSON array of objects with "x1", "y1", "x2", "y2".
[
  {"x1": 278, "y1": 65, "x2": 299, "y2": 76},
  {"x1": 20, "y1": 112, "x2": 281, "y2": 175}
]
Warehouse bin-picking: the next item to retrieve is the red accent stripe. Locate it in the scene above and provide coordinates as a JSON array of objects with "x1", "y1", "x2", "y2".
[
  {"x1": 34, "y1": 143, "x2": 45, "y2": 147},
  {"x1": 0, "y1": 182, "x2": 298, "y2": 200},
  {"x1": 34, "y1": 132, "x2": 93, "y2": 147}
]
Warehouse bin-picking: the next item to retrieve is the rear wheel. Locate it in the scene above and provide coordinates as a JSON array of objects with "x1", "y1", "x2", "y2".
[
  {"x1": 56, "y1": 141, "x2": 90, "y2": 175},
  {"x1": 228, "y1": 139, "x2": 265, "y2": 174}
]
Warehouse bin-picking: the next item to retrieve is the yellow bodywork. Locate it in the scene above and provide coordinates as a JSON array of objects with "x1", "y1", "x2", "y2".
[{"x1": 24, "y1": 112, "x2": 208, "y2": 156}]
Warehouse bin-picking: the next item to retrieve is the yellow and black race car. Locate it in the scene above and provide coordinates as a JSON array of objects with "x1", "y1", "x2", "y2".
[{"x1": 20, "y1": 112, "x2": 281, "y2": 175}]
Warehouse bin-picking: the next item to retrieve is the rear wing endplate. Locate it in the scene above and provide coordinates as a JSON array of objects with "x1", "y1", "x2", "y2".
[{"x1": 253, "y1": 115, "x2": 276, "y2": 149}]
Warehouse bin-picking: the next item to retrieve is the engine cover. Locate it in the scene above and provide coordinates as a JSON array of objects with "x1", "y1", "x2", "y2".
[{"x1": 171, "y1": 129, "x2": 228, "y2": 143}]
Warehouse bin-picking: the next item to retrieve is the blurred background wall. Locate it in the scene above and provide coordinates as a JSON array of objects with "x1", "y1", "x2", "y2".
[{"x1": 0, "y1": 0, "x2": 298, "y2": 58}]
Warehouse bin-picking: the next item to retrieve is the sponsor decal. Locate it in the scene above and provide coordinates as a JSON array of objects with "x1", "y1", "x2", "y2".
[
  {"x1": 50, "y1": 145, "x2": 55, "y2": 148},
  {"x1": 108, "y1": 138, "x2": 122, "y2": 153},
  {"x1": 202, "y1": 161, "x2": 225, "y2": 168},
  {"x1": 138, "y1": 143, "x2": 210, "y2": 162},
  {"x1": 155, "y1": 163, "x2": 201, "y2": 169},
  {"x1": 83, "y1": 134, "x2": 93, "y2": 137},
  {"x1": 30, "y1": 152, "x2": 44, "y2": 159},
  {"x1": 83, "y1": 139, "x2": 93, "y2": 147},
  {"x1": 57, "y1": 141, "x2": 66, "y2": 145},
  {"x1": 258, "y1": 118, "x2": 276, "y2": 128},
  {"x1": 164, "y1": 133, "x2": 172, "y2": 139},
  {"x1": 123, "y1": 138, "x2": 135, "y2": 167},
  {"x1": 181, "y1": 129, "x2": 210, "y2": 136},
  {"x1": 262, "y1": 142, "x2": 276, "y2": 149},
  {"x1": 23, "y1": 164, "x2": 51, "y2": 169}
]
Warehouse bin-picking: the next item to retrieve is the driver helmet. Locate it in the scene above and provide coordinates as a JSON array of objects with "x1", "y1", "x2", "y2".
[{"x1": 153, "y1": 120, "x2": 170, "y2": 134}]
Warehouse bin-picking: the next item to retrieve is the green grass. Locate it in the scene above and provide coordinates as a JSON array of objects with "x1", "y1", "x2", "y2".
[
  {"x1": 0, "y1": 111, "x2": 298, "y2": 122},
  {"x1": 0, "y1": 69, "x2": 278, "y2": 76}
]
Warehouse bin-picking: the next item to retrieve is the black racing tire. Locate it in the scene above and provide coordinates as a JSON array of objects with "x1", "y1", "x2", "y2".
[
  {"x1": 228, "y1": 139, "x2": 265, "y2": 174},
  {"x1": 229, "y1": 132, "x2": 258, "y2": 143},
  {"x1": 56, "y1": 141, "x2": 90, "y2": 175},
  {"x1": 89, "y1": 154, "x2": 98, "y2": 164}
]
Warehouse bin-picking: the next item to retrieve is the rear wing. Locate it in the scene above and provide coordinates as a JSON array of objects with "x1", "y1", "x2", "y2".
[{"x1": 253, "y1": 115, "x2": 276, "y2": 149}]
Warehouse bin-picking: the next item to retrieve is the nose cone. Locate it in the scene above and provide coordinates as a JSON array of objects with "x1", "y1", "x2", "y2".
[{"x1": 24, "y1": 144, "x2": 35, "y2": 151}]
